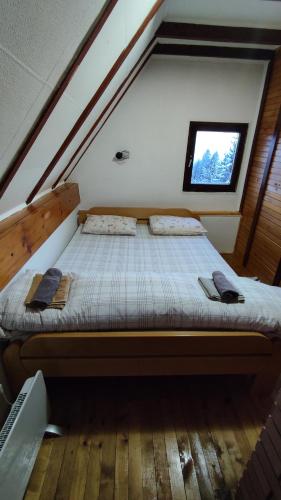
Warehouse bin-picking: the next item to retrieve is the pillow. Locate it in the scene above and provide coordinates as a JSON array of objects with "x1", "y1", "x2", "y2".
[
  {"x1": 149, "y1": 215, "x2": 207, "y2": 235},
  {"x1": 82, "y1": 215, "x2": 137, "y2": 235}
]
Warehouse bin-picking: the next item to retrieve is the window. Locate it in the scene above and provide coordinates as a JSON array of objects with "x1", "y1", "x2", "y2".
[{"x1": 183, "y1": 122, "x2": 248, "y2": 192}]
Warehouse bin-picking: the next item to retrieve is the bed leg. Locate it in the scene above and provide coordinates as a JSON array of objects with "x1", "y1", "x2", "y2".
[
  {"x1": 2, "y1": 341, "x2": 29, "y2": 397},
  {"x1": 251, "y1": 341, "x2": 281, "y2": 402}
]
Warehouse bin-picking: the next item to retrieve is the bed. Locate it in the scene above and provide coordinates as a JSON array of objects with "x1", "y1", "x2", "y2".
[{"x1": 2, "y1": 207, "x2": 281, "y2": 396}]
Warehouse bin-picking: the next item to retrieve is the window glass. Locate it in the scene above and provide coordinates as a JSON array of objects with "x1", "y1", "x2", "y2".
[
  {"x1": 191, "y1": 131, "x2": 240, "y2": 185},
  {"x1": 183, "y1": 122, "x2": 248, "y2": 192}
]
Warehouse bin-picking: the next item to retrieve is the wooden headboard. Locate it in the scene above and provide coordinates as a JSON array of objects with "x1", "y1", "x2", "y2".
[
  {"x1": 0, "y1": 183, "x2": 80, "y2": 288},
  {"x1": 78, "y1": 207, "x2": 198, "y2": 224}
]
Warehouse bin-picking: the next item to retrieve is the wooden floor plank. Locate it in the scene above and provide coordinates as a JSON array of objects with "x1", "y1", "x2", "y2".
[
  {"x1": 24, "y1": 376, "x2": 262, "y2": 500},
  {"x1": 206, "y1": 393, "x2": 237, "y2": 499},
  {"x1": 24, "y1": 439, "x2": 54, "y2": 500},
  {"x1": 68, "y1": 398, "x2": 93, "y2": 500},
  {"x1": 231, "y1": 393, "x2": 262, "y2": 450},
  {"x1": 210, "y1": 393, "x2": 251, "y2": 484},
  {"x1": 38, "y1": 394, "x2": 68, "y2": 500},
  {"x1": 98, "y1": 398, "x2": 117, "y2": 500},
  {"x1": 83, "y1": 399, "x2": 103, "y2": 500},
  {"x1": 151, "y1": 397, "x2": 173, "y2": 500},
  {"x1": 128, "y1": 398, "x2": 143, "y2": 500},
  {"x1": 114, "y1": 398, "x2": 129, "y2": 500},
  {"x1": 181, "y1": 391, "x2": 214, "y2": 500},
  {"x1": 222, "y1": 396, "x2": 254, "y2": 473},
  {"x1": 170, "y1": 395, "x2": 201, "y2": 500},
  {"x1": 140, "y1": 399, "x2": 157, "y2": 500},
  {"x1": 161, "y1": 397, "x2": 186, "y2": 500},
  {"x1": 54, "y1": 406, "x2": 82, "y2": 500},
  {"x1": 190, "y1": 394, "x2": 228, "y2": 500}
]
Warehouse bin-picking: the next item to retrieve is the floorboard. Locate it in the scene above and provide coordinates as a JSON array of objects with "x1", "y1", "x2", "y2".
[{"x1": 24, "y1": 376, "x2": 264, "y2": 500}]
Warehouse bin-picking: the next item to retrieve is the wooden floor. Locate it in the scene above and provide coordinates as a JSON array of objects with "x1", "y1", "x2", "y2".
[{"x1": 24, "y1": 376, "x2": 266, "y2": 500}]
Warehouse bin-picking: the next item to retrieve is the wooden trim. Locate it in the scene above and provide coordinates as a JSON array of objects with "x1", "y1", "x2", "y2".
[
  {"x1": 0, "y1": 0, "x2": 118, "y2": 200},
  {"x1": 52, "y1": 39, "x2": 155, "y2": 187},
  {"x1": 2, "y1": 341, "x2": 29, "y2": 396},
  {"x1": 156, "y1": 21, "x2": 281, "y2": 45},
  {"x1": 240, "y1": 59, "x2": 274, "y2": 211},
  {"x1": 77, "y1": 207, "x2": 241, "y2": 224},
  {"x1": 243, "y1": 105, "x2": 281, "y2": 265},
  {"x1": 3, "y1": 331, "x2": 274, "y2": 395},
  {"x1": 21, "y1": 355, "x2": 270, "y2": 378},
  {"x1": 26, "y1": 0, "x2": 165, "y2": 204},
  {"x1": 78, "y1": 206, "x2": 195, "y2": 224},
  {"x1": 0, "y1": 183, "x2": 80, "y2": 288},
  {"x1": 198, "y1": 211, "x2": 240, "y2": 217},
  {"x1": 21, "y1": 330, "x2": 271, "y2": 357},
  {"x1": 153, "y1": 43, "x2": 274, "y2": 60}
]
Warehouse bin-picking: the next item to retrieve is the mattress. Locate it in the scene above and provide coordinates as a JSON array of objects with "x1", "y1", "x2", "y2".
[
  {"x1": 1, "y1": 224, "x2": 281, "y2": 338},
  {"x1": 1, "y1": 270, "x2": 281, "y2": 336},
  {"x1": 55, "y1": 224, "x2": 236, "y2": 276}
]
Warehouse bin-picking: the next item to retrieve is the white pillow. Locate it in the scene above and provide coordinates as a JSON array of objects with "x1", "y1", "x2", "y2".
[
  {"x1": 149, "y1": 215, "x2": 207, "y2": 235},
  {"x1": 82, "y1": 215, "x2": 137, "y2": 235}
]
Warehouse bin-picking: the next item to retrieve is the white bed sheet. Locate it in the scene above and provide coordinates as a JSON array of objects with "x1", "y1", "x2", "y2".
[
  {"x1": 2, "y1": 224, "x2": 281, "y2": 338},
  {"x1": 55, "y1": 224, "x2": 236, "y2": 277}
]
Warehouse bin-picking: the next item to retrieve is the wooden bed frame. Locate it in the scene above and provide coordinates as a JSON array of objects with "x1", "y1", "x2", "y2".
[{"x1": 3, "y1": 207, "x2": 281, "y2": 396}]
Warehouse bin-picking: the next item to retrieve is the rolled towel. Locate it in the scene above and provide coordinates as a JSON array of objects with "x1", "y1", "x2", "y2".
[
  {"x1": 212, "y1": 271, "x2": 239, "y2": 303},
  {"x1": 25, "y1": 274, "x2": 72, "y2": 309},
  {"x1": 198, "y1": 277, "x2": 244, "y2": 303},
  {"x1": 29, "y1": 268, "x2": 62, "y2": 309}
]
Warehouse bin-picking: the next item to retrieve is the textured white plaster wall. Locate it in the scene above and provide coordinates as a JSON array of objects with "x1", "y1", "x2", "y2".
[
  {"x1": 0, "y1": 0, "x2": 166, "y2": 215},
  {"x1": 0, "y1": 0, "x2": 106, "y2": 171}
]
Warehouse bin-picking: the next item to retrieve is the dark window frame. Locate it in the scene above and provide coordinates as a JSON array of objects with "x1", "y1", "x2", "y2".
[{"x1": 182, "y1": 121, "x2": 248, "y2": 192}]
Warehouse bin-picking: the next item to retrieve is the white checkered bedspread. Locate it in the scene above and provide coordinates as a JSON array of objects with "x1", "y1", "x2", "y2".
[{"x1": 1, "y1": 225, "x2": 281, "y2": 337}]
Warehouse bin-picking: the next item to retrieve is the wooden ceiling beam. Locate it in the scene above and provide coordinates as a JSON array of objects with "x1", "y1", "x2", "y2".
[
  {"x1": 153, "y1": 43, "x2": 275, "y2": 60},
  {"x1": 0, "y1": 0, "x2": 118, "y2": 199},
  {"x1": 157, "y1": 21, "x2": 281, "y2": 46},
  {"x1": 25, "y1": 0, "x2": 165, "y2": 205}
]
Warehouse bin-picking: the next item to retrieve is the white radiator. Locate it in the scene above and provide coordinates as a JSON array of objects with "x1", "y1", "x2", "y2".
[{"x1": 0, "y1": 370, "x2": 49, "y2": 500}]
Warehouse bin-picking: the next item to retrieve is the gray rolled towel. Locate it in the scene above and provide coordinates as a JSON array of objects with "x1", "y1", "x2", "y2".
[
  {"x1": 29, "y1": 268, "x2": 62, "y2": 310},
  {"x1": 212, "y1": 271, "x2": 239, "y2": 303}
]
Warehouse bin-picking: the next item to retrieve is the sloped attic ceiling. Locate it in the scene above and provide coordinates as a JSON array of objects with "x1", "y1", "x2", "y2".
[
  {"x1": 0, "y1": 0, "x2": 167, "y2": 215},
  {"x1": 1, "y1": 0, "x2": 281, "y2": 217}
]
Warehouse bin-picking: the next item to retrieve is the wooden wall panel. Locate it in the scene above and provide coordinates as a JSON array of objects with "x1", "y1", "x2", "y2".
[
  {"x1": 0, "y1": 183, "x2": 80, "y2": 288},
  {"x1": 234, "y1": 49, "x2": 281, "y2": 284}
]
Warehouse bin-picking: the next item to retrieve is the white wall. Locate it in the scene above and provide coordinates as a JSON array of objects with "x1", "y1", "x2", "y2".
[
  {"x1": 200, "y1": 215, "x2": 241, "y2": 253},
  {"x1": 72, "y1": 56, "x2": 265, "y2": 210},
  {"x1": 70, "y1": 55, "x2": 265, "y2": 251}
]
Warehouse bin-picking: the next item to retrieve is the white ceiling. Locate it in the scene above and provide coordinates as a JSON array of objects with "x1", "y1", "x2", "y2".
[{"x1": 166, "y1": 0, "x2": 281, "y2": 29}]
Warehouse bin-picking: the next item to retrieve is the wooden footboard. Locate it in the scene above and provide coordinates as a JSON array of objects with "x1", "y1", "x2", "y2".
[{"x1": 3, "y1": 330, "x2": 280, "y2": 397}]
